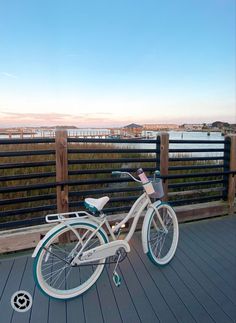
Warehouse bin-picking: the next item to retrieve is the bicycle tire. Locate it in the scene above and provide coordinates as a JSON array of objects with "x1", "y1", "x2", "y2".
[
  {"x1": 144, "y1": 203, "x2": 179, "y2": 266},
  {"x1": 33, "y1": 221, "x2": 108, "y2": 300}
]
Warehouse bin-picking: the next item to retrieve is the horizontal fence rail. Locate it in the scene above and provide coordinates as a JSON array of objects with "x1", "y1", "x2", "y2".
[{"x1": 0, "y1": 132, "x2": 235, "y2": 230}]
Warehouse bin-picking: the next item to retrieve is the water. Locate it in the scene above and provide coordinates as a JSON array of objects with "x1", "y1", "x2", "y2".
[
  {"x1": 116, "y1": 131, "x2": 225, "y2": 157},
  {"x1": 167, "y1": 130, "x2": 223, "y2": 141},
  {"x1": 167, "y1": 131, "x2": 224, "y2": 157},
  {"x1": 0, "y1": 129, "x2": 225, "y2": 157}
]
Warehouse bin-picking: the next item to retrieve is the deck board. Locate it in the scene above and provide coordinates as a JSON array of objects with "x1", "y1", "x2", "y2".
[
  {"x1": 119, "y1": 256, "x2": 159, "y2": 322},
  {"x1": 181, "y1": 226, "x2": 236, "y2": 291},
  {"x1": 176, "y1": 240, "x2": 235, "y2": 322},
  {"x1": 188, "y1": 222, "x2": 235, "y2": 261},
  {"x1": 29, "y1": 285, "x2": 49, "y2": 323},
  {"x1": 0, "y1": 215, "x2": 235, "y2": 323},
  {"x1": 11, "y1": 258, "x2": 35, "y2": 323},
  {"x1": 105, "y1": 265, "x2": 141, "y2": 323},
  {"x1": 0, "y1": 259, "x2": 14, "y2": 299},
  {"x1": 0, "y1": 257, "x2": 28, "y2": 323},
  {"x1": 132, "y1": 236, "x2": 196, "y2": 323},
  {"x1": 66, "y1": 268, "x2": 85, "y2": 323},
  {"x1": 128, "y1": 243, "x2": 177, "y2": 323},
  {"x1": 95, "y1": 268, "x2": 123, "y2": 323}
]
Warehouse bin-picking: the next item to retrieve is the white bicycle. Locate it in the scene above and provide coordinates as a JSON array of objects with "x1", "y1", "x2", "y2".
[{"x1": 32, "y1": 169, "x2": 179, "y2": 300}]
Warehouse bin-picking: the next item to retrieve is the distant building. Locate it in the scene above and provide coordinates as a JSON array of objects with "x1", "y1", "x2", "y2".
[
  {"x1": 143, "y1": 124, "x2": 179, "y2": 131},
  {"x1": 109, "y1": 123, "x2": 143, "y2": 138},
  {"x1": 181, "y1": 124, "x2": 203, "y2": 130},
  {"x1": 122, "y1": 123, "x2": 143, "y2": 137}
]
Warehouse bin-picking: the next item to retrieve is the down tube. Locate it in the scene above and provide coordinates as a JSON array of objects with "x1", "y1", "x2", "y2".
[{"x1": 124, "y1": 193, "x2": 149, "y2": 242}]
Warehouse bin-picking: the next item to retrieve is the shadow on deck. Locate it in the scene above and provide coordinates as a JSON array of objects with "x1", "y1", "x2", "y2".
[{"x1": 0, "y1": 215, "x2": 235, "y2": 323}]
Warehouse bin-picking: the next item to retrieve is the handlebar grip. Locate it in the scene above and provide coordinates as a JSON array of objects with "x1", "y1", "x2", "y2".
[
  {"x1": 112, "y1": 171, "x2": 122, "y2": 175},
  {"x1": 154, "y1": 170, "x2": 161, "y2": 177}
]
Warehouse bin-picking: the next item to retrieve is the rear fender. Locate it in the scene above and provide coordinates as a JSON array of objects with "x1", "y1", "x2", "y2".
[{"x1": 32, "y1": 219, "x2": 108, "y2": 258}]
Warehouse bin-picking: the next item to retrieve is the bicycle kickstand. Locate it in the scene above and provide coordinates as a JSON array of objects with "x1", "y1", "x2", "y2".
[{"x1": 112, "y1": 254, "x2": 122, "y2": 287}]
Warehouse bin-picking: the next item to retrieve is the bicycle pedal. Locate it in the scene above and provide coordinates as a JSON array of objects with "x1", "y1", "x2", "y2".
[{"x1": 112, "y1": 271, "x2": 121, "y2": 287}]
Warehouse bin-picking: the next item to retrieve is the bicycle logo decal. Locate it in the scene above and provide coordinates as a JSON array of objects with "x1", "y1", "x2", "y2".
[{"x1": 10, "y1": 290, "x2": 32, "y2": 312}]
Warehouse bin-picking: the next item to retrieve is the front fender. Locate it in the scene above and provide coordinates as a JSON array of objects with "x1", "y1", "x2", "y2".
[
  {"x1": 141, "y1": 200, "x2": 162, "y2": 254},
  {"x1": 32, "y1": 219, "x2": 108, "y2": 258}
]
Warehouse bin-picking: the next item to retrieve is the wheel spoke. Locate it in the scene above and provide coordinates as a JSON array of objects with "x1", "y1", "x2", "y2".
[
  {"x1": 44, "y1": 264, "x2": 69, "y2": 281},
  {"x1": 35, "y1": 223, "x2": 107, "y2": 299},
  {"x1": 50, "y1": 264, "x2": 70, "y2": 287},
  {"x1": 157, "y1": 233, "x2": 167, "y2": 258},
  {"x1": 42, "y1": 258, "x2": 63, "y2": 270},
  {"x1": 147, "y1": 204, "x2": 178, "y2": 265}
]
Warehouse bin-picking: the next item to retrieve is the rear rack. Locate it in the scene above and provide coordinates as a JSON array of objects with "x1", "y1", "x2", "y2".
[{"x1": 46, "y1": 211, "x2": 90, "y2": 223}]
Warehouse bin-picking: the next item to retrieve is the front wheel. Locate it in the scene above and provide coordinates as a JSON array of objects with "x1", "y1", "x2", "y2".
[
  {"x1": 144, "y1": 203, "x2": 179, "y2": 266},
  {"x1": 33, "y1": 222, "x2": 108, "y2": 300}
]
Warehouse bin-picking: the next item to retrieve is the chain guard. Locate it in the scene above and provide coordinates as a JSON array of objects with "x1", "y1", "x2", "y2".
[{"x1": 74, "y1": 247, "x2": 127, "y2": 267}]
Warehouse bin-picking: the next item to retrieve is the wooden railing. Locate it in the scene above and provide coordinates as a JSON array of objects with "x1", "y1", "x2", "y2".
[{"x1": 0, "y1": 132, "x2": 235, "y2": 230}]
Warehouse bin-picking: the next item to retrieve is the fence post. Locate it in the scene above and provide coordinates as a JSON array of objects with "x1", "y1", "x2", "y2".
[
  {"x1": 156, "y1": 135, "x2": 160, "y2": 170},
  {"x1": 55, "y1": 130, "x2": 69, "y2": 214},
  {"x1": 160, "y1": 132, "x2": 169, "y2": 201},
  {"x1": 225, "y1": 134, "x2": 236, "y2": 214}
]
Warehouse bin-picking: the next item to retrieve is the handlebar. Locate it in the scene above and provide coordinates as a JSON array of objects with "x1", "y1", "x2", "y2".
[
  {"x1": 112, "y1": 171, "x2": 141, "y2": 183},
  {"x1": 112, "y1": 169, "x2": 161, "y2": 181}
]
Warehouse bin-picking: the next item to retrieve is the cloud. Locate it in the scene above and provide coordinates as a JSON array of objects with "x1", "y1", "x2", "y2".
[
  {"x1": 1, "y1": 72, "x2": 18, "y2": 79},
  {"x1": 0, "y1": 111, "x2": 119, "y2": 128},
  {"x1": 0, "y1": 109, "x2": 234, "y2": 128}
]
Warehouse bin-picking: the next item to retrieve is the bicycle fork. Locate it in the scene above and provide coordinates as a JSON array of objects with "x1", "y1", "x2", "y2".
[{"x1": 150, "y1": 204, "x2": 168, "y2": 233}]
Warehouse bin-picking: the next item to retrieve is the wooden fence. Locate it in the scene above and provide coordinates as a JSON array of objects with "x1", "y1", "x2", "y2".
[{"x1": 0, "y1": 132, "x2": 235, "y2": 231}]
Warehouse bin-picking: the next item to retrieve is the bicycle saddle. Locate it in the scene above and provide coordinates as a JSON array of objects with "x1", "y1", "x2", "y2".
[{"x1": 84, "y1": 196, "x2": 110, "y2": 214}]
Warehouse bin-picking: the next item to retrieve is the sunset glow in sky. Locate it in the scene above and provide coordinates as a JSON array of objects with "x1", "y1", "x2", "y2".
[{"x1": 0, "y1": 0, "x2": 235, "y2": 127}]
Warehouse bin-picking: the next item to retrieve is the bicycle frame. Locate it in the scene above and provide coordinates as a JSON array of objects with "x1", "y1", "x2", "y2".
[
  {"x1": 32, "y1": 169, "x2": 179, "y2": 300},
  {"x1": 62, "y1": 192, "x2": 152, "y2": 263},
  {"x1": 33, "y1": 171, "x2": 167, "y2": 262},
  {"x1": 104, "y1": 192, "x2": 151, "y2": 242}
]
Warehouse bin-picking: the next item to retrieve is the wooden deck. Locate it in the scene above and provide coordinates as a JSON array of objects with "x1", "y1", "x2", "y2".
[{"x1": 0, "y1": 215, "x2": 235, "y2": 323}]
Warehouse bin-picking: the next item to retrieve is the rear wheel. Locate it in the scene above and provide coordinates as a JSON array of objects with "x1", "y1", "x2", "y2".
[
  {"x1": 33, "y1": 222, "x2": 108, "y2": 299},
  {"x1": 146, "y1": 203, "x2": 179, "y2": 266}
]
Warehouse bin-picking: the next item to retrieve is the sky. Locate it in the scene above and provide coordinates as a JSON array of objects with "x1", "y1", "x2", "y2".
[{"x1": 0, "y1": 0, "x2": 235, "y2": 128}]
